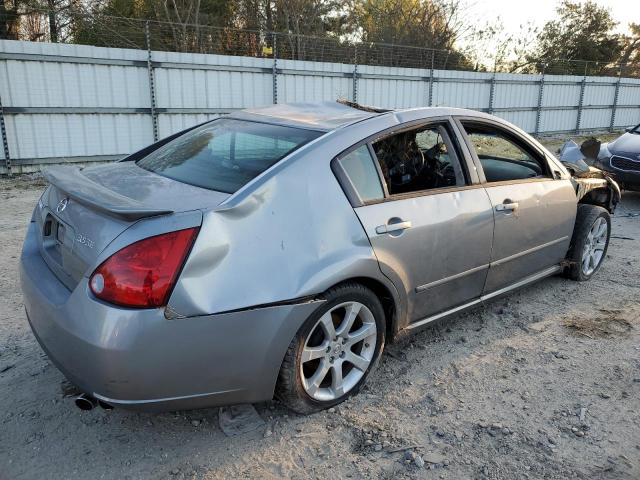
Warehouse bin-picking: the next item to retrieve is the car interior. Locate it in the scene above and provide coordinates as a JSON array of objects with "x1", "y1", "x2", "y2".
[
  {"x1": 462, "y1": 124, "x2": 548, "y2": 182},
  {"x1": 372, "y1": 126, "x2": 462, "y2": 195}
]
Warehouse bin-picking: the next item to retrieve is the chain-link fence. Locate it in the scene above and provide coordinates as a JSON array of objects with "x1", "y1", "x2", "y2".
[
  {"x1": 1, "y1": 8, "x2": 639, "y2": 174},
  {"x1": 3, "y1": 8, "x2": 639, "y2": 77}
]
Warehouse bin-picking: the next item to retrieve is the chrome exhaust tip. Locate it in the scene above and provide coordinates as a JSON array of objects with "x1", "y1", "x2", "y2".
[{"x1": 74, "y1": 393, "x2": 97, "y2": 411}]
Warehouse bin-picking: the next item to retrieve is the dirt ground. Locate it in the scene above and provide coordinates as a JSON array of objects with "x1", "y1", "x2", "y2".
[
  {"x1": 535, "y1": 132, "x2": 622, "y2": 155},
  {"x1": 1, "y1": 139, "x2": 639, "y2": 479}
]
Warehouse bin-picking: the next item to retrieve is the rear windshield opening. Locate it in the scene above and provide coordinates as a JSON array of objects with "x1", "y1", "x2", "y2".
[{"x1": 136, "y1": 119, "x2": 323, "y2": 193}]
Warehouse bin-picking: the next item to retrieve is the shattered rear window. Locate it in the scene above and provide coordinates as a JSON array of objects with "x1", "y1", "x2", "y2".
[{"x1": 137, "y1": 119, "x2": 322, "y2": 193}]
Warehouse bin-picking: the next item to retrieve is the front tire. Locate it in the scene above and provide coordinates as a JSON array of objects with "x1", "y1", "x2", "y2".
[
  {"x1": 276, "y1": 283, "x2": 386, "y2": 414},
  {"x1": 565, "y1": 204, "x2": 611, "y2": 281}
]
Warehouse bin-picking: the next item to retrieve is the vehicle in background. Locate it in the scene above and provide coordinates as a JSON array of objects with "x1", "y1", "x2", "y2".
[
  {"x1": 21, "y1": 102, "x2": 620, "y2": 414},
  {"x1": 560, "y1": 123, "x2": 640, "y2": 191}
]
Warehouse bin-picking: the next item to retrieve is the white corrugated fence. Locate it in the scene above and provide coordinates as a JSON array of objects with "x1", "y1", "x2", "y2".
[{"x1": 1, "y1": 39, "x2": 639, "y2": 173}]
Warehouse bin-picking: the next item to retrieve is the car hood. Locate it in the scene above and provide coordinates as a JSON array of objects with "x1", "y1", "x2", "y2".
[
  {"x1": 558, "y1": 140, "x2": 591, "y2": 173},
  {"x1": 557, "y1": 140, "x2": 621, "y2": 212},
  {"x1": 609, "y1": 132, "x2": 640, "y2": 157}
]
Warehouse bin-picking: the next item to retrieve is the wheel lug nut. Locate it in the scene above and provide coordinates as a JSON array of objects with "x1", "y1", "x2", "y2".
[
  {"x1": 340, "y1": 351, "x2": 345, "y2": 358},
  {"x1": 342, "y1": 338, "x2": 347, "y2": 344},
  {"x1": 365, "y1": 343, "x2": 370, "y2": 348},
  {"x1": 326, "y1": 346, "x2": 331, "y2": 353},
  {"x1": 329, "y1": 357, "x2": 334, "y2": 363}
]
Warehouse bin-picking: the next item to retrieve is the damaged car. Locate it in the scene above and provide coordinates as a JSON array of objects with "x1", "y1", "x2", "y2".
[
  {"x1": 21, "y1": 102, "x2": 620, "y2": 414},
  {"x1": 561, "y1": 123, "x2": 640, "y2": 191}
]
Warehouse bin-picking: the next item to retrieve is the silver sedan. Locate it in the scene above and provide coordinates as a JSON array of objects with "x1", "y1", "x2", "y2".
[{"x1": 20, "y1": 101, "x2": 619, "y2": 413}]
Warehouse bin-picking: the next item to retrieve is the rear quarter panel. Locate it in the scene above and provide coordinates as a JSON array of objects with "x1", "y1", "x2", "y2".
[{"x1": 168, "y1": 114, "x2": 406, "y2": 322}]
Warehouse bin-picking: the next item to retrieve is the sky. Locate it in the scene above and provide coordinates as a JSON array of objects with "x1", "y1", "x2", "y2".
[
  {"x1": 458, "y1": 0, "x2": 639, "y2": 65},
  {"x1": 464, "y1": 0, "x2": 638, "y2": 39}
]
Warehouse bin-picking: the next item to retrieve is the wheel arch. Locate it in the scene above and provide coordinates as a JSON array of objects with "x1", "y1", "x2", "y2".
[
  {"x1": 578, "y1": 186, "x2": 616, "y2": 213},
  {"x1": 324, "y1": 276, "x2": 403, "y2": 342}
]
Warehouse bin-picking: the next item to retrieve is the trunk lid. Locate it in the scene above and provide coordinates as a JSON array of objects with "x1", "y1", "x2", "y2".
[{"x1": 36, "y1": 162, "x2": 229, "y2": 290}]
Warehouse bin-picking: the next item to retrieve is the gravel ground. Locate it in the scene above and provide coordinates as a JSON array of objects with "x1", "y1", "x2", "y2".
[{"x1": 1, "y1": 146, "x2": 639, "y2": 479}]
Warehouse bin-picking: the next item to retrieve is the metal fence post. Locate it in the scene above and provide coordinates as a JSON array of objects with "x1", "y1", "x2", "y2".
[
  {"x1": 576, "y1": 63, "x2": 587, "y2": 133},
  {"x1": 352, "y1": 45, "x2": 358, "y2": 103},
  {"x1": 609, "y1": 63, "x2": 622, "y2": 132},
  {"x1": 428, "y1": 50, "x2": 435, "y2": 106},
  {"x1": 488, "y1": 68, "x2": 496, "y2": 114},
  {"x1": 145, "y1": 21, "x2": 158, "y2": 142},
  {"x1": 272, "y1": 33, "x2": 278, "y2": 104},
  {"x1": 535, "y1": 65, "x2": 546, "y2": 135},
  {"x1": 0, "y1": 95, "x2": 11, "y2": 175}
]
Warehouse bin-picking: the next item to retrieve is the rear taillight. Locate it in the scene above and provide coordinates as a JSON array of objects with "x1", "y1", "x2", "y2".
[{"x1": 89, "y1": 227, "x2": 199, "y2": 308}]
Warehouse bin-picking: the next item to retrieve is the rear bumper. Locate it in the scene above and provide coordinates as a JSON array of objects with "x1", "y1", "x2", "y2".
[{"x1": 20, "y1": 221, "x2": 320, "y2": 411}]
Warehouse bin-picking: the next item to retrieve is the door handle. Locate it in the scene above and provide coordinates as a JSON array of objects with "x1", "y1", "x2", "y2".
[
  {"x1": 375, "y1": 220, "x2": 412, "y2": 234},
  {"x1": 495, "y1": 200, "x2": 519, "y2": 212}
]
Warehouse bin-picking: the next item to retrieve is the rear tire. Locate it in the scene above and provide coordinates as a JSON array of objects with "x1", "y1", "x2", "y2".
[
  {"x1": 565, "y1": 204, "x2": 611, "y2": 281},
  {"x1": 276, "y1": 283, "x2": 386, "y2": 414}
]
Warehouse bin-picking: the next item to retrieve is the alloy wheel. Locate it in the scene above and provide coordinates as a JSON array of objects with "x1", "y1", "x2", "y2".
[
  {"x1": 581, "y1": 216, "x2": 608, "y2": 276},
  {"x1": 300, "y1": 301, "x2": 377, "y2": 401}
]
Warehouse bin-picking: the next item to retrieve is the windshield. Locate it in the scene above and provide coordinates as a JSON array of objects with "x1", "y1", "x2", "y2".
[{"x1": 137, "y1": 119, "x2": 323, "y2": 193}]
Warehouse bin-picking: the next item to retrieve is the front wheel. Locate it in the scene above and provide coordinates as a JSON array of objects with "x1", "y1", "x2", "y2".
[
  {"x1": 565, "y1": 204, "x2": 611, "y2": 281},
  {"x1": 276, "y1": 283, "x2": 386, "y2": 414}
]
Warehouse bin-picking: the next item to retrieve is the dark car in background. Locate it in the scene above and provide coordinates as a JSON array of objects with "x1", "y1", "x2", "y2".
[{"x1": 595, "y1": 123, "x2": 640, "y2": 191}]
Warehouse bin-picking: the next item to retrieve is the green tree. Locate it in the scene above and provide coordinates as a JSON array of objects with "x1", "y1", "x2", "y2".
[
  {"x1": 70, "y1": 0, "x2": 237, "y2": 51},
  {"x1": 232, "y1": 0, "x2": 344, "y2": 35},
  {"x1": 230, "y1": 0, "x2": 347, "y2": 60},
  {"x1": 0, "y1": 0, "x2": 20, "y2": 39},
  {"x1": 619, "y1": 23, "x2": 639, "y2": 77},
  {"x1": 344, "y1": 0, "x2": 473, "y2": 69},
  {"x1": 523, "y1": 0, "x2": 623, "y2": 75}
]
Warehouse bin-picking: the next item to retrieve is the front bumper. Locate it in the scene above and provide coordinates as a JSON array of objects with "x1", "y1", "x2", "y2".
[
  {"x1": 598, "y1": 158, "x2": 640, "y2": 190},
  {"x1": 20, "y1": 221, "x2": 320, "y2": 411}
]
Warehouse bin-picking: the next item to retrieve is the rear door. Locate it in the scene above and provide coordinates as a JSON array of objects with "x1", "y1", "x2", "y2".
[
  {"x1": 454, "y1": 118, "x2": 577, "y2": 294},
  {"x1": 334, "y1": 119, "x2": 494, "y2": 323}
]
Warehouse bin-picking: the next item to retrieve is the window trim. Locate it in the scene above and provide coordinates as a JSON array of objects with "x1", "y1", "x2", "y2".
[
  {"x1": 332, "y1": 117, "x2": 475, "y2": 207},
  {"x1": 367, "y1": 143, "x2": 391, "y2": 198},
  {"x1": 332, "y1": 145, "x2": 385, "y2": 206},
  {"x1": 453, "y1": 116, "x2": 555, "y2": 185}
]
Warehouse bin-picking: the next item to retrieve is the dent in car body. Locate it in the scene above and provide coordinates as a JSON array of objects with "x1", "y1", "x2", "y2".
[
  {"x1": 22, "y1": 219, "x2": 324, "y2": 410},
  {"x1": 168, "y1": 112, "x2": 407, "y2": 328},
  {"x1": 23, "y1": 102, "x2": 619, "y2": 411}
]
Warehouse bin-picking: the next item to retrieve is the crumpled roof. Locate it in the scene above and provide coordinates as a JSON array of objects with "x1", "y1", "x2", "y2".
[{"x1": 229, "y1": 101, "x2": 383, "y2": 131}]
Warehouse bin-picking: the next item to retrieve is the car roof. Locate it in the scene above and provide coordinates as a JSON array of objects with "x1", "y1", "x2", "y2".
[
  {"x1": 229, "y1": 101, "x2": 497, "y2": 132},
  {"x1": 229, "y1": 101, "x2": 383, "y2": 131}
]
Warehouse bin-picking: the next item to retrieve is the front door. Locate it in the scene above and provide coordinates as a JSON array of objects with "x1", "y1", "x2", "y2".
[
  {"x1": 335, "y1": 120, "x2": 494, "y2": 323},
  {"x1": 457, "y1": 120, "x2": 577, "y2": 293}
]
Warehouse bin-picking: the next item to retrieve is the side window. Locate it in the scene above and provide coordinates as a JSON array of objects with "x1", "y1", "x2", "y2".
[
  {"x1": 372, "y1": 124, "x2": 465, "y2": 196},
  {"x1": 462, "y1": 124, "x2": 549, "y2": 182},
  {"x1": 337, "y1": 145, "x2": 384, "y2": 203}
]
